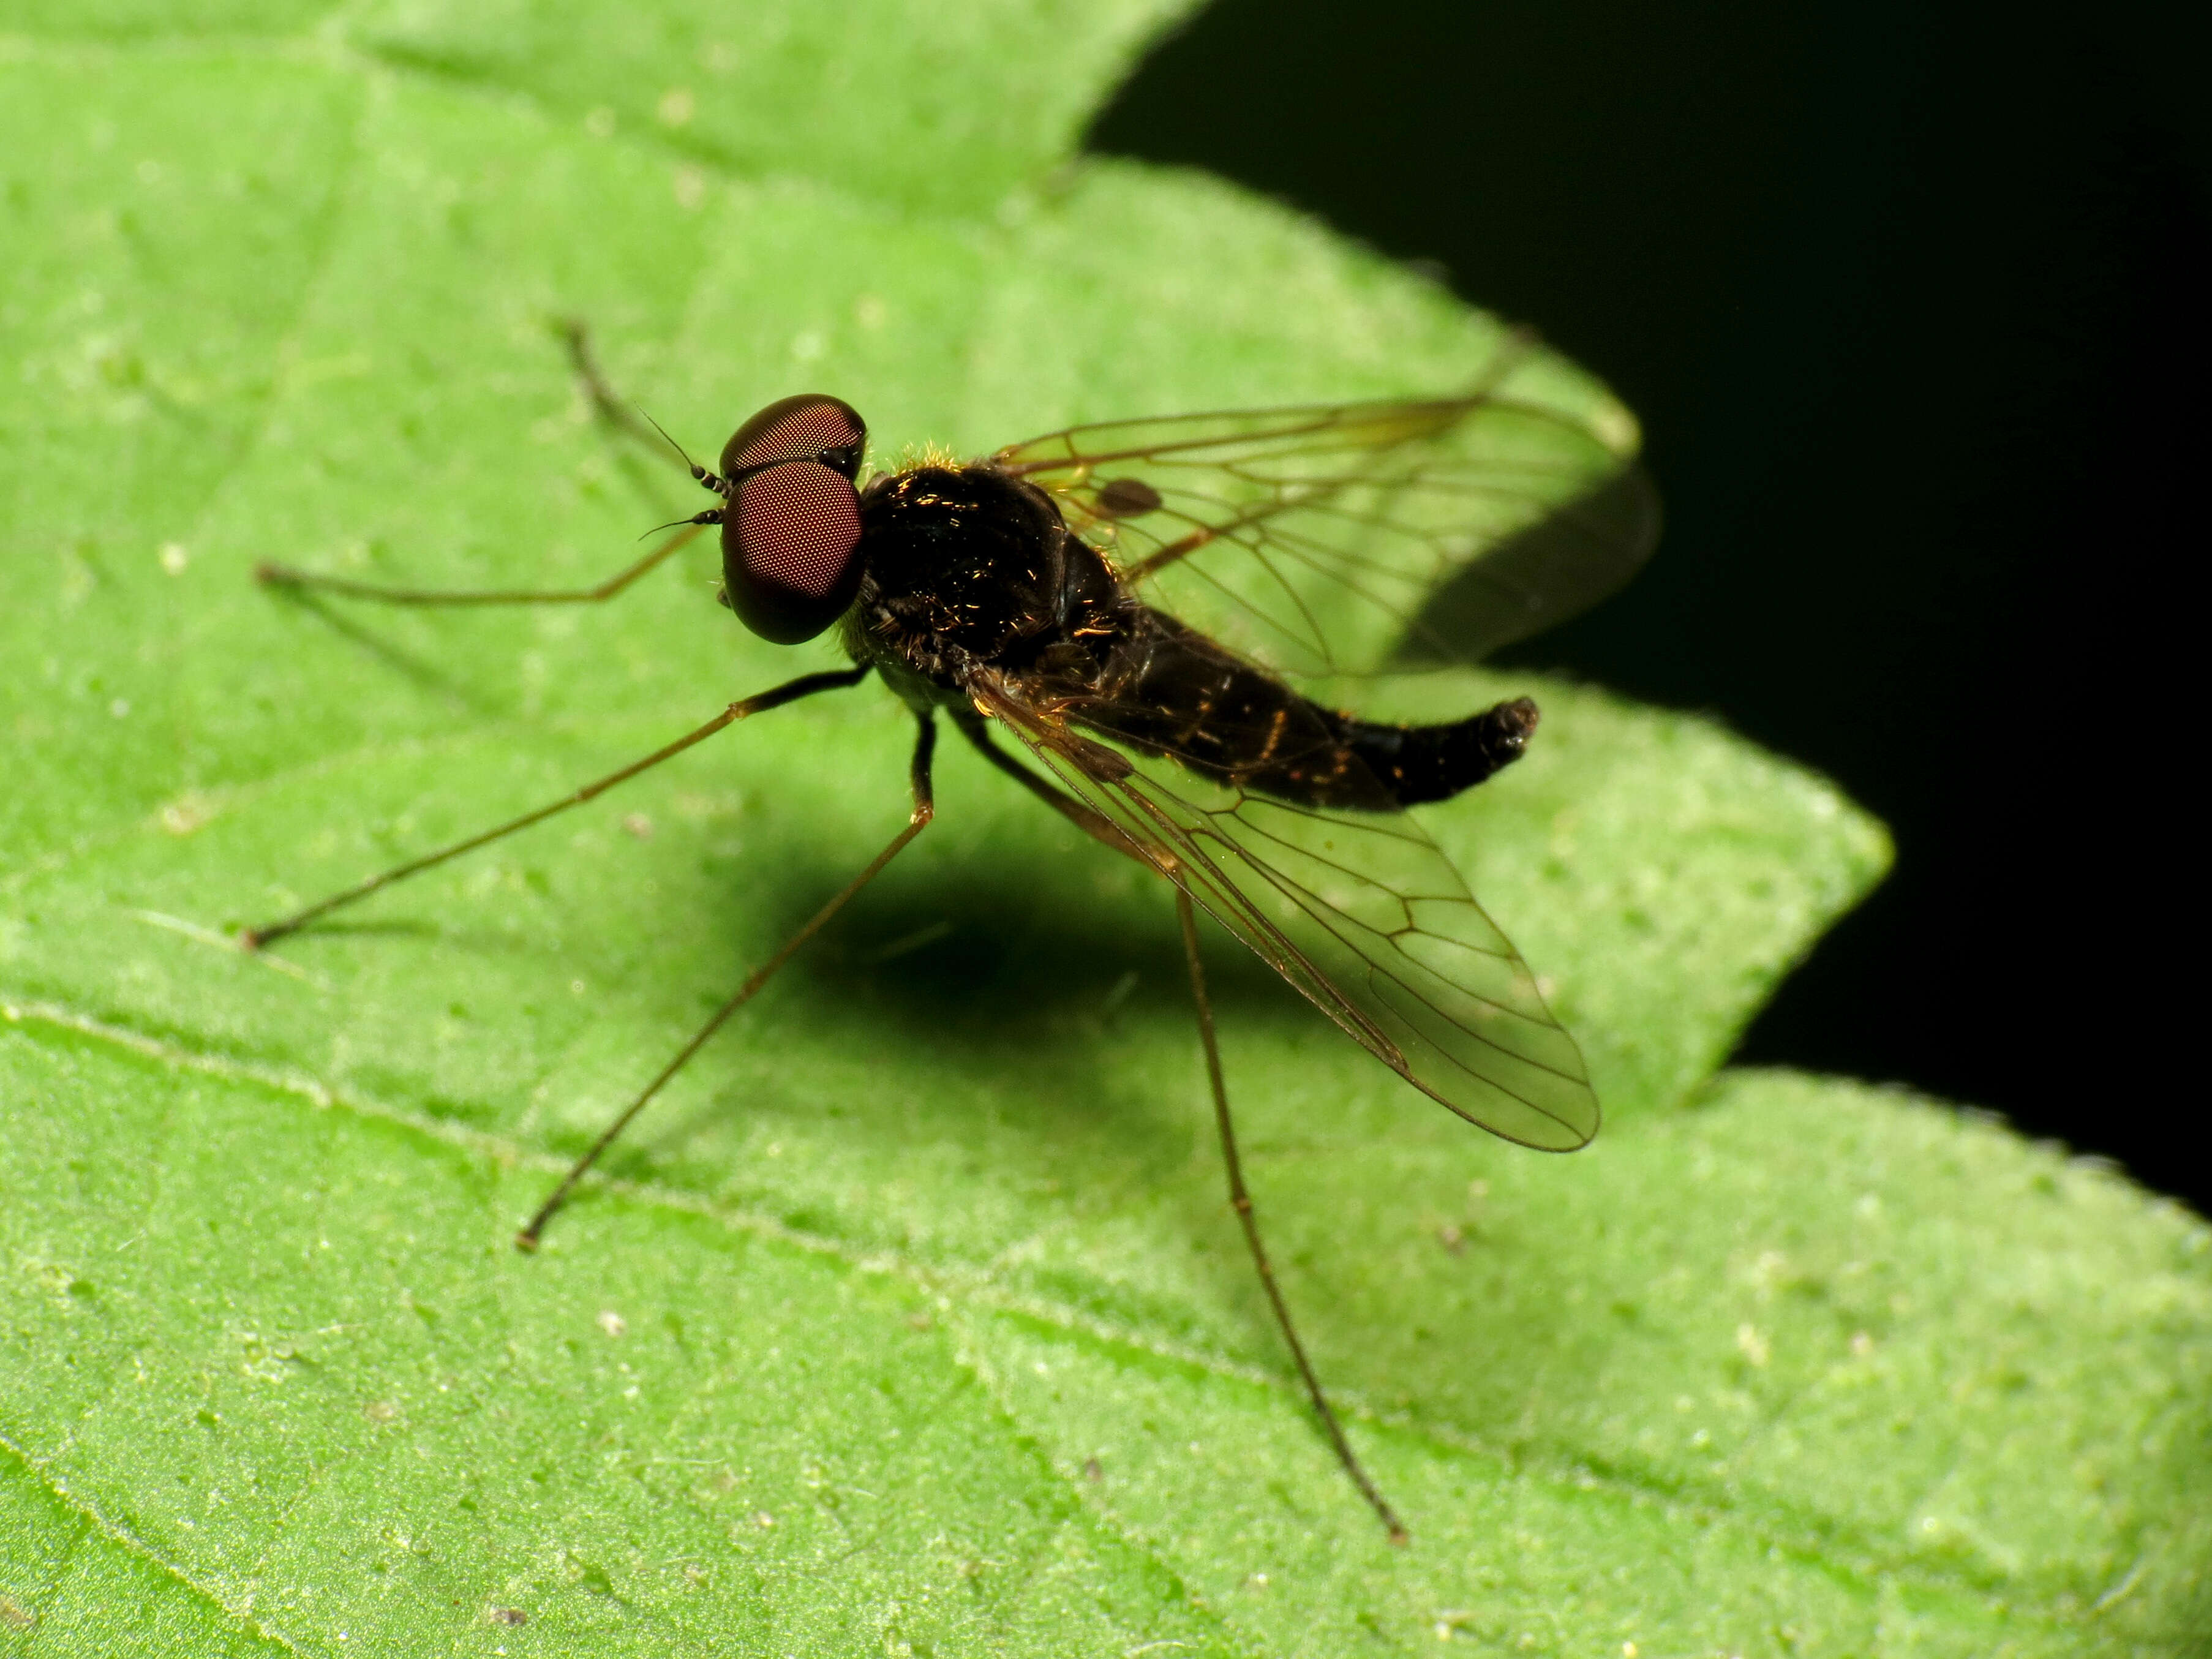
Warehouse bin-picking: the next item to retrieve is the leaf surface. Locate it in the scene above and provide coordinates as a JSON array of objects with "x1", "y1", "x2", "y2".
[{"x1": 2, "y1": 6, "x2": 2206, "y2": 1653}]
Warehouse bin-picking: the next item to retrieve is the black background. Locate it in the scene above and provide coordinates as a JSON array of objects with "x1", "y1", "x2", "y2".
[{"x1": 1093, "y1": 0, "x2": 2208, "y2": 1214}]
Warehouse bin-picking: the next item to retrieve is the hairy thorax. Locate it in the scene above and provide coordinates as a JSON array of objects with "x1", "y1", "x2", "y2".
[{"x1": 845, "y1": 464, "x2": 1129, "y2": 695}]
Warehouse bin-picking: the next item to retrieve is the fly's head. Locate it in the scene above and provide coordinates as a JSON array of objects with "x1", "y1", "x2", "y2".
[{"x1": 706, "y1": 394, "x2": 870, "y2": 645}]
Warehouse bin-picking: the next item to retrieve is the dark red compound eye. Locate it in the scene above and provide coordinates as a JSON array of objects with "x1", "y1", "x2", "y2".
[
  {"x1": 720, "y1": 393, "x2": 867, "y2": 481},
  {"x1": 715, "y1": 394, "x2": 870, "y2": 644},
  {"x1": 723, "y1": 461, "x2": 865, "y2": 643}
]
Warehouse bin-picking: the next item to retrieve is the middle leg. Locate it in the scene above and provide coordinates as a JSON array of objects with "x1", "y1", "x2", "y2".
[
  {"x1": 516, "y1": 709, "x2": 939, "y2": 1249},
  {"x1": 949, "y1": 708, "x2": 1137, "y2": 859}
]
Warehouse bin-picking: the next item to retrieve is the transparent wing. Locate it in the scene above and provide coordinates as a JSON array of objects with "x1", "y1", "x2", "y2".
[
  {"x1": 968, "y1": 672, "x2": 1598, "y2": 1150},
  {"x1": 994, "y1": 357, "x2": 1654, "y2": 682}
]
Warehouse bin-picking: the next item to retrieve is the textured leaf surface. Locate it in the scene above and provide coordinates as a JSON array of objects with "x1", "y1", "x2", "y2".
[{"x1": 2, "y1": 4, "x2": 2206, "y2": 1653}]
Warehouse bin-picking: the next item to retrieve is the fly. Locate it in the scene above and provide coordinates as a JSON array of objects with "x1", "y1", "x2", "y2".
[{"x1": 245, "y1": 326, "x2": 1657, "y2": 1541}]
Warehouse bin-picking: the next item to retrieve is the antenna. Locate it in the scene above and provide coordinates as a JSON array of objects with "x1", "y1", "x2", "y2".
[
  {"x1": 637, "y1": 407, "x2": 731, "y2": 497},
  {"x1": 638, "y1": 508, "x2": 724, "y2": 541}
]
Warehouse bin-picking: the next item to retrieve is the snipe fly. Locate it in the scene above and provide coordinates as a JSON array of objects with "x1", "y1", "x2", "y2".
[{"x1": 246, "y1": 328, "x2": 1656, "y2": 1540}]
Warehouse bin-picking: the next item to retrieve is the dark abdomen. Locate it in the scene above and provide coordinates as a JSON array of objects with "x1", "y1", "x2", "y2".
[
  {"x1": 1070, "y1": 609, "x2": 1538, "y2": 811},
  {"x1": 1337, "y1": 696, "x2": 1539, "y2": 807}
]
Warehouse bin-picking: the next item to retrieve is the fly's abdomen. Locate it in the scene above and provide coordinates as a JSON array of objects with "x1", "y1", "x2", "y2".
[
  {"x1": 1339, "y1": 697, "x2": 1539, "y2": 807},
  {"x1": 1072, "y1": 612, "x2": 1538, "y2": 811}
]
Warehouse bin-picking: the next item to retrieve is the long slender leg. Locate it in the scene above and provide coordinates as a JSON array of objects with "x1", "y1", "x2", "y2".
[
  {"x1": 968, "y1": 705, "x2": 1403, "y2": 1530},
  {"x1": 516, "y1": 711, "x2": 939, "y2": 1249},
  {"x1": 1176, "y1": 887, "x2": 1410, "y2": 1544},
  {"x1": 257, "y1": 320, "x2": 723, "y2": 605},
  {"x1": 965, "y1": 706, "x2": 1401, "y2": 1531},
  {"x1": 949, "y1": 709, "x2": 1140, "y2": 861},
  {"x1": 257, "y1": 518, "x2": 713, "y2": 607},
  {"x1": 244, "y1": 664, "x2": 870, "y2": 948}
]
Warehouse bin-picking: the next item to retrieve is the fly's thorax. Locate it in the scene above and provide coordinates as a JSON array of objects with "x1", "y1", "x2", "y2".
[{"x1": 851, "y1": 462, "x2": 1074, "y2": 682}]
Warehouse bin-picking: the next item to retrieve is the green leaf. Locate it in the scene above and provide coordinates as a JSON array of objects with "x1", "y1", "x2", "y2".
[{"x1": 2, "y1": 6, "x2": 2205, "y2": 1654}]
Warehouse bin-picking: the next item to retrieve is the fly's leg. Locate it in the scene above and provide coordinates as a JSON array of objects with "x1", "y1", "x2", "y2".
[
  {"x1": 242, "y1": 665, "x2": 871, "y2": 948},
  {"x1": 964, "y1": 710, "x2": 1406, "y2": 1536},
  {"x1": 1176, "y1": 887, "x2": 1411, "y2": 1544},
  {"x1": 960, "y1": 710, "x2": 1406, "y2": 1533},
  {"x1": 256, "y1": 518, "x2": 712, "y2": 608},
  {"x1": 950, "y1": 710, "x2": 1138, "y2": 860},
  {"x1": 516, "y1": 710, "x2": 938, "y2": 1249},
  {"x1": 257, "y1": 320, "x2": 722, "y2": 605}
]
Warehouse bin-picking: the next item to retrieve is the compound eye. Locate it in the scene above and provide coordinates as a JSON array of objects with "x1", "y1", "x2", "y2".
[
  {"x1": 722, "y1": 461, "x2": 865, "y2": 644},
  {"x1": 720, "y1": 393, "x2": 867, "y2": 482}
]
